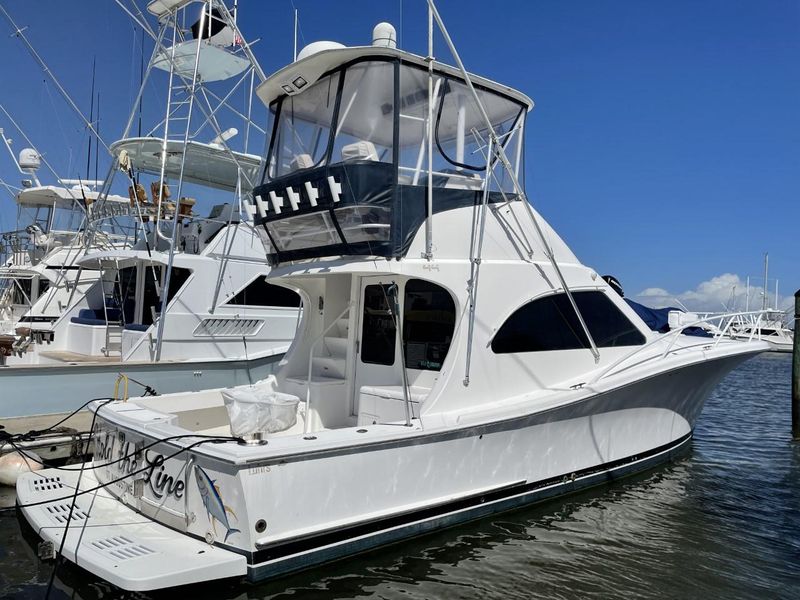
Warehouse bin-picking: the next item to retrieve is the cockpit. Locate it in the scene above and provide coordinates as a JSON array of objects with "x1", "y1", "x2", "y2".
[{"x1": 251, "y1": 54, "x2": 530, "y2": 263}]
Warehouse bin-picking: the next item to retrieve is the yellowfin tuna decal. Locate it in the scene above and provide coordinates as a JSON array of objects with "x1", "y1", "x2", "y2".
[{"x1": 194, "y1": 465, "x2": 240, "y2": 542}]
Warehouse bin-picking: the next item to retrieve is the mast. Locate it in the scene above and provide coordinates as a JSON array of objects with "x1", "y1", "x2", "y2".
[
  {"x1": 154, "y1": 2, "x2": 208, "y2": 362},
  {"x1": 746, "y1": 276, "x2": 750, "y2": 312}
]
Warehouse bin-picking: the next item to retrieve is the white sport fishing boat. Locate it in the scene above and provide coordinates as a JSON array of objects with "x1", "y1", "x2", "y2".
[
  {"x1": 0, "y1": 139, "x2": 134, "y2": 363},
  {"x1": 18, "y1": 2, "x2": 767, "y2": 591},
  {"x1": 0, "y1": 185, "x2": 125, "y2": 338},
  {"x1": 0, "y1": 207, "x2": 300, "y2": 421}
]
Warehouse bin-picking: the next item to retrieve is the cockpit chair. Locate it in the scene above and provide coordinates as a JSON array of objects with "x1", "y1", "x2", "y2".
[
  {"x1": 341, "y1": 141, "x2": 378, "y2": 162},
  {"x1": 290, "y1": 153, "x2": 315, "y2": 171}
]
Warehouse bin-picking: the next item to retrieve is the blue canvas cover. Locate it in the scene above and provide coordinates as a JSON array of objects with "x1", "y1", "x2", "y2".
[{"x1": 625, "y1": 299, "x2": 711, "y2": 337}]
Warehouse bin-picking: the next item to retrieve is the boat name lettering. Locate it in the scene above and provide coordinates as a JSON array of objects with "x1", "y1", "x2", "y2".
[{"x1": 95, "y1": 430, "x2": 185, "y2": 500}]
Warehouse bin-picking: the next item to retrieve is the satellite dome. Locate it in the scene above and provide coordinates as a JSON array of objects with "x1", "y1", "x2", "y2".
[
  {"x1": 18, "y1": 148, "x2": 41, "y2": 172},
  {"x1": 372, "y1": 22, "x2": 397, "y2": 49}
]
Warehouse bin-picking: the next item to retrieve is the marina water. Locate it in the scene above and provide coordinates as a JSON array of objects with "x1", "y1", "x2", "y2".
[{"x1": 1, "y1": 353, "x2": 797, "y2": 599}]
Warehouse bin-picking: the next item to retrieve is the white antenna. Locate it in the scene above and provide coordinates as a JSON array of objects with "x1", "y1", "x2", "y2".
[
  {"x1": 762, "y1": 252, "x2": 769, "y2": 312},
  {"x1": 674, "y1": 298, "x2": 691, "y2": 312},
  {"x1": 293, "y1": 8, "x2": 299, "y2": 61}
]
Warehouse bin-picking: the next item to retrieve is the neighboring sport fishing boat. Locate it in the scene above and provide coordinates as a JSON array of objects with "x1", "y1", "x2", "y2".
[
  {"x1": 18, "y1": 1, "x2": 767, "y2": 591},
  {"x1": 0, "y1": 0, "x2": 298, "y2": 426}
]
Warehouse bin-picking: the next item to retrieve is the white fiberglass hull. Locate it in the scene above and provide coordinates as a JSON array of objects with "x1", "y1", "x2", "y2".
[{"x1": 17, "y1": 350, "x2": 756, "y2": 590}]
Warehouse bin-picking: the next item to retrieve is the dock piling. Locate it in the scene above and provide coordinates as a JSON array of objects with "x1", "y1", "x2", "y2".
[{"x1": 793, "y1": 290, "x2": 800, "y2": 440}]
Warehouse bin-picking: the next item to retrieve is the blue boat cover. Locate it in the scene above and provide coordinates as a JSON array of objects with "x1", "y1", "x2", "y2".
[{"x1": 625, "y1": 299, "x2": 711, "y2": 337}]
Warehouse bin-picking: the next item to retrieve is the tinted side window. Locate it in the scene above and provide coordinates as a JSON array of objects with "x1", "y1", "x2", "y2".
[
  {"x1": 491, "y1": 291, "x2": 645, "y2": 354},
  {"x1": 37, "y1": 278, "x2": 50, "y2": 297},
  {"x1": 225, "y1": 277, "x2": 301, "y2": 308},
  {"x1": 361, "y1": 284, "x2": 396, "y2": 365},
  {"x1": 403, "y1": 279, "x2": 455, "y2": 371}
]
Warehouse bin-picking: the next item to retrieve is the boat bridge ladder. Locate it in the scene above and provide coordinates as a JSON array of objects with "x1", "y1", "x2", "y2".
[{"x1": 101, "y1": 293, "x2": 123, "y2": 358}]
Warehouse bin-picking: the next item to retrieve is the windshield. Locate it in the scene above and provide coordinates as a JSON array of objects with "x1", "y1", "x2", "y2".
[{"x1": 267, "y1": 71, "x2": 340, "y2": 179}]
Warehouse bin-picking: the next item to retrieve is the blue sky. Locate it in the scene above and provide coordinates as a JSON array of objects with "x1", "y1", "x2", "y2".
[{"x1": 0, "y1": 0, "x2": 797, "y2": 311}]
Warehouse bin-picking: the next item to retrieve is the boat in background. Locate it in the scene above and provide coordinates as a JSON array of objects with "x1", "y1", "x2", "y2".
[
  {"x1": 697, "y1": 254, "x2": 794, "y2": 353},
  {"x1": 0, "y1": 0, "x2": 296, "y2": 427},
  {"x1": 728, "y1": 254, "x2": 793, "y2": 352},
  {"x1": 18, "y1": 2, "x2": 768, "y2": 590},
  {"x1": 0, "y1": 134, "x2": 135, "y2": 359}
]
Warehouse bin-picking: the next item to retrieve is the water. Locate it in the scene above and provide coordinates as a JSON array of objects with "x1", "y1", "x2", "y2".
[{"x1": 1, "y1": 353, "x2": 798, "y2": 599}]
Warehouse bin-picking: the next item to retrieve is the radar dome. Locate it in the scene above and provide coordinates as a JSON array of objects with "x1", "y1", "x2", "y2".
[
  {"x1": 18, "y1": 148, "x2": 41, "y2": 172},
  {"x1": 296, "y1": 41, "x2": 346, "y2": 61}
]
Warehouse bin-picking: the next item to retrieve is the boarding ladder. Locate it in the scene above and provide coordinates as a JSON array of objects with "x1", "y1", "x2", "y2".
[{"x1": 101, "y1": 292, "x2": 123, "y2": 358}]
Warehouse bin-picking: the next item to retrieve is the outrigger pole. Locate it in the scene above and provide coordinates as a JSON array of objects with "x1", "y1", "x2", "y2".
[
  {"x1": 426, "y1": 0, "x2": 601, "y2": 365},
  {"x1": 0, "y1": 5, "x2": 109, "y2": 155}
]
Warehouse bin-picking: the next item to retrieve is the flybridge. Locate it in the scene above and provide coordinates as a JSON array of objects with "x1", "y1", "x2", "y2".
[{"x1": 250, "y1": 52, "x2": 528, "y2": 263}]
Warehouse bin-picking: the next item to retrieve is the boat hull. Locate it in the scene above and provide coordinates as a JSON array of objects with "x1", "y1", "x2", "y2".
[
  {"x1": 243, "y1": 352, "x2": 752, "y2": 581},
  {"x1": 17, "y1": 351, "x2": 756, "y2": 590}
]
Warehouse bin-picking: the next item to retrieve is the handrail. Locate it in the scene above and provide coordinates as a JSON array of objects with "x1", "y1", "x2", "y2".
[
  {"x1": 304, "y1": 303, "x2": 352, "y2": 434},
  {"x1": 588, "y1": 309, "x2": 773, "y2": 385}
]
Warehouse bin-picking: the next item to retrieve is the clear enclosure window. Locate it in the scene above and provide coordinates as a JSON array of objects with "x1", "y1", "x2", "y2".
[
  {"x1": 333, "y1": 206, "x2": 391, "y2": 245},
  {"x1": 267, "y1": 212, "x2": 342, "y2": 252},
  {"x1": 361, "y1": 284, "x2": 396, "y2": 365},
  {"x1": 265, "y1": 61, "x2": 526, "y2": 192},
  {"x1": 332, "y1": 61, "x2": 395, "y2": 166},
  {"x1": 11, "y1": 278, "x2": 32, "y2": 305},
  {"x1": 136, "y1": 266, "x2": 191, "y2": 326},
  {"x1": 397, "y1": 64, "x2": 525, "y2": 192},
  {"x1": 491, "y1": 291, "x2": 645, "y2": 354},
  {"x1": 269, "y1": 72, "x2": 340, "y2": 179},
  {"x1": 403, "y1": 279, "x2": 455, "y2": 371}
]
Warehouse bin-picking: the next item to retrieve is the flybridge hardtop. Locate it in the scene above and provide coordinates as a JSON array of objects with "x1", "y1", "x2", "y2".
[
  {"x1": 256, "y1": 45, "x2": 534, "y2": 108},
  {"x1": 248, "y1": 43, "x2": 532, "y2": 262}
]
